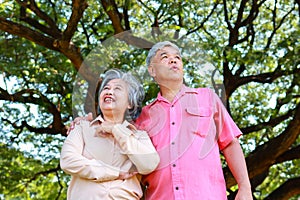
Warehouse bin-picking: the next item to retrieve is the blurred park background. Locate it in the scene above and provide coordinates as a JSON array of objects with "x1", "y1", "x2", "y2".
[{"x1": 0, "y1": 0, "x2": 299, "y2": 199}]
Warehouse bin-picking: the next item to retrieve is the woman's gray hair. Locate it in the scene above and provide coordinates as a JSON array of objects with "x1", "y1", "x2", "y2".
[
  {"x1": 97, "y1": 69, "x2": 145, "y2": 121},
  {"x1": 146, "y1": 41, "x2": 181, "y2": 66}
]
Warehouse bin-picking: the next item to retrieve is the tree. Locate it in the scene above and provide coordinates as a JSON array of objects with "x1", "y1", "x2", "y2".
[{"x1": 0, "y1": 0, "x2": 299, "y2": 199}]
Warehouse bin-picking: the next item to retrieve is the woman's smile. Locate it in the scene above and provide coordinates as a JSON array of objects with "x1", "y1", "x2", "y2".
[{"x1": 99, "y1": 79, "x2": 130, "y2": 119}]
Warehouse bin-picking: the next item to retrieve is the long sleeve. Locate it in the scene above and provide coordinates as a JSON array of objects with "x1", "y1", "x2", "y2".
[
  {"x1": 60, "y1": 123, "x2": 120, "y2": 182},
  {"x1": 112, "y1": 121, "x2": 160, "y2": 175}
]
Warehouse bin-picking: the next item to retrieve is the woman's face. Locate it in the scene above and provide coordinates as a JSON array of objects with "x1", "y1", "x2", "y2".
[{"x1": 99, "y1": 79, "x2": 130, "y2": 120}]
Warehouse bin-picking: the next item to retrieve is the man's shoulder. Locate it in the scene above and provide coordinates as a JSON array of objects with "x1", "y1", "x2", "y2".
[
  {"x1": 142, "y1": 98, "x2": 159, "y2": 109},
  {"x1": 183, "y1": 85, "x2": 212, "y2": 93},
  {"x1": 185, "y1": 87, "x2": 214, "y2": 98},
  {"x1": 194, "y1": 87, "x2": 212, "y2": 93}
]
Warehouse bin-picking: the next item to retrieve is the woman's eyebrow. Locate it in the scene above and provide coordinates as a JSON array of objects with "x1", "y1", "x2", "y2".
[{"x1": 114, "y1": 83, "x2": 125, "y2": 88}]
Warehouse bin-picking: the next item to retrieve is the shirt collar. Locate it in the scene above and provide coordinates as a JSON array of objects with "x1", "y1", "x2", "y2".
[
  {"x1": 177, "y1": 84, "x2": 198, "y2": 95},
  {"x1": 90, "y1": 115, "x2": 104, "y2": 126},
  {"x1": 122, "y1": 120, "x2": 138, "y2": 132},
  {"x1": 153, "y1": 84, "x2": 198, "y2": 103},
  {"x1": 90, "y1": 115, "x2": 137, "y2": 131}
]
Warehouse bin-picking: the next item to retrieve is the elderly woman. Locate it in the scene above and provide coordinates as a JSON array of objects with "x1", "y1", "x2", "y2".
[{"x1": 60, "y1": 69, "x2": 160, "y2": 200}]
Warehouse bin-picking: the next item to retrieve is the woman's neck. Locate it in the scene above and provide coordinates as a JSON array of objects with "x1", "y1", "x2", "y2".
[{"x1": 103, "y1": 113, "x2": 124, "y2": 124}]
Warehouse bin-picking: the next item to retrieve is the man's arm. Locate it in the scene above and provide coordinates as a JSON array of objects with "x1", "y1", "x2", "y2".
[{"x1": 223, "y1": 138, "x2": 253, "y2": 200}]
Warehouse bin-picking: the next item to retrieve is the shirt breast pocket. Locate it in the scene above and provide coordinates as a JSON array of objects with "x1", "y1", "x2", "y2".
[{"x1": 185, "y1": 107, "x2": 213, "y2": 137}]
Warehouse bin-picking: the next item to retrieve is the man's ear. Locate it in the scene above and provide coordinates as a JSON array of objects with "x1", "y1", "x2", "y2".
[{"x1": 148, "y1": 65, "x2": 155, "y2": 77}]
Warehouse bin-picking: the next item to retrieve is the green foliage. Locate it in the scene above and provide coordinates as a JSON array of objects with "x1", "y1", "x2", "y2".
[
  {"x1": 0, "y1": 24, "x2": 74, "y2": 200},
  {"x1": 0, "y1": 0, "x2": 299, "y2": 199},
  {"x1": 0, "y1": 142, "x2": 68, "y2": 199}
]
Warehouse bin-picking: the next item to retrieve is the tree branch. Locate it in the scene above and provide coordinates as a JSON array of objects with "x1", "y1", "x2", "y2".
[
  {"x1": 113, "y1": 31, "x2": 154, "y2": 50},
  {"x1": 62, "y1": 0, "x2": 88, "y2": 42},
  {"x1": 240, "y1": 109, "x2": 294, "y2": 134},
  {"x1": 101, "y1": 0, "x2": 125, "y2": 34},
  {"x1": 249, "y1": 145, "x2": 300, "y2": 189},
  {"x1": 186, "y1": 1, "x2": 219, "y2": 35},
  {"x1": 0, "y1": 87, "x2": 67, "y2": 135},
  {"x1": 27, "y1": 165, "x2": 61, "y2": 184},
  {"x1": 275, "y1": 145, "x2": 300, "y2": 163},
  {"x1": 225, "y1": 103, "x2": 300, "y2": 188},
  {"x1": 123, "y1": 0, "x2": 131, "y2": 30},
  {"x1": 0, "y1": 15, "x2": 92, "y2": 83},
  {"x1": 227, "y1": 66, "x2": 299, "y2": 98},
  {"x1": 265, "y1": 177, "x2": 300, "y2": 200},
  {"x1": 265, "y1": 3, "x2": 295, "y2": 49},
  {"x1": 0, "y1": 17, "x2": 58, "y2": 51},
  {"x1": 18, "y1": 0, "x2": 60, "y2": 31},
  {"x1": 16, "y1": 0, "x2": 62, "y2": 38},
  {"x1": 223, "y1": 0, "x2": 232, "y2": 31}
]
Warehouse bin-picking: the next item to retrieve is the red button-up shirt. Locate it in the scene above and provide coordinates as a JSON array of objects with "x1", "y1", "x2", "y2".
[{"x1": 135, "y1": 86, "x2": 242, "y2": 200}]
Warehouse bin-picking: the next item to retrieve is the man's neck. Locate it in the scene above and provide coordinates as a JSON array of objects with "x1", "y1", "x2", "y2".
[{"x1": 159, "y1": 82, "x2": 183, "y2": 102}]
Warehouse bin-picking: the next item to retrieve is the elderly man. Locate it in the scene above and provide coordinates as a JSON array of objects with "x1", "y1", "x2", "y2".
[{"x1": 135, "y1": 41, "x2": 252, "y2": 200}]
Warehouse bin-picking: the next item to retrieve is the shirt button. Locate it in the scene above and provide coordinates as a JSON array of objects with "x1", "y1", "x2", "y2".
[
  {"x1": 171, "y1": 142, "x2": 175, "y2": 145},
  {"x1": 171, "y1": 122, "x2": 175, "y2": 125},
  {"x1": 175, "y1": 187, "x2": 179, "y2": 190},
  {"x1": 172, "y1": 164, "x2": 176, "y2": 167}
]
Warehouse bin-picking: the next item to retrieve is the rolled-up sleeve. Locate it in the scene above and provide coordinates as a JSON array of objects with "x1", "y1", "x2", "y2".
[
  {"x1": 112, "y1": 121, "x2": 160, "y2": 175},
  {"x1": 60, "y1": 124, "x2": 120, "y2": 182},
  {"x1": 212, "y1": 91, "x2": 242, "y2": 150}
]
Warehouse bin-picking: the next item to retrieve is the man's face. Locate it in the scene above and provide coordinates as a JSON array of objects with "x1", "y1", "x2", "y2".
[{"x1": 148, "y1": 46, "x2": 184, "y2": 85}]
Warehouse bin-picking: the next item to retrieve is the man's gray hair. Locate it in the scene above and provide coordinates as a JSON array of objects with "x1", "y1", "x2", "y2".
[
  {"x1": 146, "y1": 41, "x2": 181, "y2": 66},
  {"x1": 98, "y1": 69, "x2": 145, "y2": 121}
]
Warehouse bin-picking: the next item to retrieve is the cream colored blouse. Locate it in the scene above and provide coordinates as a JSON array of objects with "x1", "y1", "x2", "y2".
[{"x1": 60, "y1": 116, "x2": 159, "y2": 200}]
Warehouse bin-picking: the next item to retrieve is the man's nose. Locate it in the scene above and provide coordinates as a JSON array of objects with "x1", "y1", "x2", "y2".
[{"x1": 169, "y1": 57, "x2": 177, "y2": 63}]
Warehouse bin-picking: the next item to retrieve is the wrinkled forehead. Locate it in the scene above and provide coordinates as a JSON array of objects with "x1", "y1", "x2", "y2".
[
  {"x1": 156, "y1": 46, "x2": 181, "y2": 56},
  {"x1": 106, "y1": 78, "x2": 127, "y2": 87},
  {"x1": 146, "y1": 42, "x2": 182, "y2": 66}
]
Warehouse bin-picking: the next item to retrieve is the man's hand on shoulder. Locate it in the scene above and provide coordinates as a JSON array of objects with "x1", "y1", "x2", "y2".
[{"x1": 66, "y1": 112, "x2": 94, "y2": 135}]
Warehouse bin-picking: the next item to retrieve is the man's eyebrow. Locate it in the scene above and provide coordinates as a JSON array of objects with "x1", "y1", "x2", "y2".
[{"x1": 159, "y1": 52, "x2": 167, "y2": 57}]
